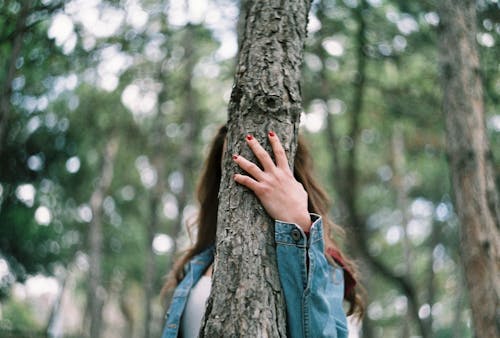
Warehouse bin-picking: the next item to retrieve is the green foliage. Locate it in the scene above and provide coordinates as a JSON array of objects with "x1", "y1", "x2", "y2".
[
  {"x1": 0, "y1": 0, "x2": 498, "y2": 336},
  {"x1": 0, "y1": 298, "x2": 41, "y2": 331},
  {"x1": 300, "y1": 0, "x2": 499, "y2": 336}
]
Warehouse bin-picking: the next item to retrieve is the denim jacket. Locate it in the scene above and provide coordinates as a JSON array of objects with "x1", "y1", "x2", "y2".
[{"x1": 161, "y1": 214, "x2": 348, "y2": 338}]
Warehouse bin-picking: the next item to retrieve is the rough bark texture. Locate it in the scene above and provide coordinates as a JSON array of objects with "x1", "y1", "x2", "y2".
[
  {"x1": 437, "y1": 1, "x2": 500, "y2": 336},
  {"x1": 200, "y1": 1, "x2": 311, "y2": 336}
]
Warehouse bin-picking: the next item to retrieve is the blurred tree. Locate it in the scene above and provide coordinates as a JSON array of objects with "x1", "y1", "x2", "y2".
[
  {"x1": 437, "y1": 0, "x2": 500, "y2": 336},
  {"x1": 88, "y1": 136, "x2": 120, "y2": 338},
  {"x1": 0, "y1": 0, "x2": 64, "y2": 157},
  {"x1": 200, "y1": 0, "x2": 312, "y2": 336},
  {"x1": 321, "y1": 1, "x2": 429, "y2": 337},
  {"x1": 0, "y1": 0, "x2": 74, "y2": 296},
  {"x1": 317, "y1": 1, "x2": 429, "y2": 336},
  {"x1": 0, "y1": 1, "x2": 30, "y2": 158},
  {"x1": 143, "y1": 21, "x2": 212, "y2": 338},
  {"x1": 0, "y1": 0, "x2": 498, "y2": 337},
  {"x1": 299, "y1": 0, "x2": 496, "y2": 336}
]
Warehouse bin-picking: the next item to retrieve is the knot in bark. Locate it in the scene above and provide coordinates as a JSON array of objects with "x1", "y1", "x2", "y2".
[{"x1": 255, "y1": 94, "x2": 282, "y2": 113}]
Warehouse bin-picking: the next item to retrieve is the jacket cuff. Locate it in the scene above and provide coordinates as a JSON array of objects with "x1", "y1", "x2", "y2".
[{"x1": 274, "y1": 213, "x2": 322, "y2": 247}]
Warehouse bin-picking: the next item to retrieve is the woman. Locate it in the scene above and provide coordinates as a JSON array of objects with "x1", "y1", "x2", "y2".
[{"x1": 161, "y1": 125, "x2": 363, "y2": 338}]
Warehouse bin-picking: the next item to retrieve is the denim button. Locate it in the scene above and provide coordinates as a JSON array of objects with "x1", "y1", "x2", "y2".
[{"x1": 291, "y1": 229, "x2": 301, "y2": 241}]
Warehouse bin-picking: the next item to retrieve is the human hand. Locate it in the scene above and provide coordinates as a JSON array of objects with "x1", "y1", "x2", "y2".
[{"x1": 232, "y1": 131, "x2": 312, "y2": 232}]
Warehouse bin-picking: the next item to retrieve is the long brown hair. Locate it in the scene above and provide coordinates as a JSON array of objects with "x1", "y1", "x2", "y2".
[{"x1": 161, "y1": 125, "x2": 364, "y2": 317}]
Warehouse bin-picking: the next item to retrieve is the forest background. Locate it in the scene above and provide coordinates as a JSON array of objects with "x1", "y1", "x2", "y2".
[{"x1": 0, "y1": 0, "x2": 499, "y2": 337}]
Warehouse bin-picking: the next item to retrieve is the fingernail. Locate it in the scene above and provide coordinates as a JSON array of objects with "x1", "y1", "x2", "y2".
[
  {"x1": 269, "y1": 131, "x2": 275, "y2": 137},
  {"x1": 246, "y1": 134, "x2": 253, "y2": 141},
  {"x1": 232, "y1": 154, "x2": 238, "y2": 160}
]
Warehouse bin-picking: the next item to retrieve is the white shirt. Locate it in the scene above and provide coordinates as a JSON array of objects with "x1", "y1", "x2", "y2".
[{"x1": 180, "y1": 275, "x2": 212, "y2": 338}]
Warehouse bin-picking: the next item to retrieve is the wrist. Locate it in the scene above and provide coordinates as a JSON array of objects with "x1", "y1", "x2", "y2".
[
  {"x1": 294, "y1": 212, "x2": 312, "y2": 232},
  {"x1": 274, "y1": 211, "x2": 311, "y2": 231}
]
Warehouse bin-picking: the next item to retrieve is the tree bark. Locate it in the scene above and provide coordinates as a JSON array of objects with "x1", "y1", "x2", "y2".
[
  {"x1": 87, "y1": 136, "x2": 119, "y2": 338},
  {"x1": 200, "y1": 1, "x2": 311, "y2": 336},
  {"x1": 437, "y1": 1, "x2": 500, "y2": 337}
]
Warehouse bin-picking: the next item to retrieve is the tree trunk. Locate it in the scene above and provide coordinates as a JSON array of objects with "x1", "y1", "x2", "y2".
[
  {"x1": 200, "y1": 1, "x2": 311, "y2": 336},
  {"x1": 391, "y1": 125, "x2": 413, "y2": 338},
  {"x1": 87, "y1": 136, "x2": 119, "y2": 338},
  {"x1": 143, "y1": 90, "x2": 167, "y2": 338},
  {"x1": 171, "y1": 24, "x2": 203, "y2": 254},
  {"x1": 143, "y1": 185, "x2": 160, "y2": 338},
  {"x1": 320, "y1": 1, "x2": 429, "y2": 336},
  {"x1": 142, "y1": 17, "x2": 170, "y2": 338},
  {"x1": 452, "y1": 268, "x2": 467, "y2": 338},
  {"x1": 0, "y1": 2, "x2": 30, "y2": 158},
  {"x1": 437, "y1": 1, "x2": 500, "y2": 337},
  {"x1": 119, "y1": 283, "x2": 135, "y2": 338},
  {"x1": 46, "y1": 271, "x2": 67, "y2": 338}
]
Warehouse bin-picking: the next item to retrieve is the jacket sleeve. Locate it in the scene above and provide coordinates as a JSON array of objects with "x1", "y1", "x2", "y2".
[{"x1": 275, "y1": 214, "x2": 348, "y2": 338}]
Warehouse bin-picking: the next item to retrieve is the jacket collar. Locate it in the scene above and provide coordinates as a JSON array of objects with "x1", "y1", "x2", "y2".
[{"x1": 189, "y1": 244, "x2": 215, "y2": 266}]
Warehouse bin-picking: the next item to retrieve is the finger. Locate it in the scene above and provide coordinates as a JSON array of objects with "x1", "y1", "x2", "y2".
[
  {"x1": 246, "y1": 134, "x2": 275, "y2": 171},
  {"x1": 233, "y1": 173, "x2": 260, "y2": 192},
  {"x1": 268, "y1": 131, "x2": 289, "y2": 170},
  {"x1": 233, "y1": 154, "x2": 265, "y2": 180}
]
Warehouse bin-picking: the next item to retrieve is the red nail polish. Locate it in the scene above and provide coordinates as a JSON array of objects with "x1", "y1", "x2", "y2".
[
  {"x1": 232, "y1": 154, "x2": 238, "y2": 160},
  {"x1": 246, "y1": 134, "x2": 253, "y2": 141},
  {"x1": 269, "y1": 131, "x2": 275, "y2": 137}
]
